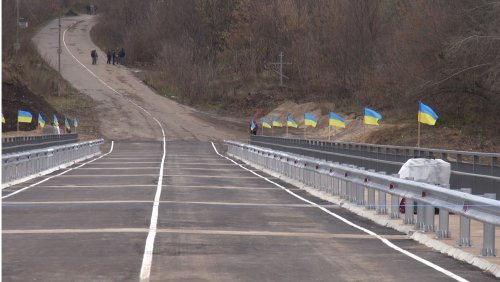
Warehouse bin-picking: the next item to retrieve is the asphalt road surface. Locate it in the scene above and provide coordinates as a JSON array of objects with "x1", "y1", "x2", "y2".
[{"x1": 2, "y1": 15, "x2": 497, "y2": 282}]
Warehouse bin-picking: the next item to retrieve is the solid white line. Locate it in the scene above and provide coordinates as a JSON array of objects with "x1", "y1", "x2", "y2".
[
  {"x1": 64, "y1": 22, "x2": 166, "y2": 282},
  {"x1": 3, "y1": 200, "x2": 335, "y2": 208},
  {"x1": 210, "y1": 142, "x2": 468, "y2": 282},
  {"x1": 2, "y1": 228, "x2": 409, "y2": 240},
  {"x1": 24, "y1": 184, "x2": 156, "y2": 188},
  {"x1": 2, "y1": 142, "x2": 114, "y2": 199}
]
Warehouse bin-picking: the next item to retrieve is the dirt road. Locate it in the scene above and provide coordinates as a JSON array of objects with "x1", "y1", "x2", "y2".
[{"x1": 33, "y1": 15, "x2": 245, "y2": 142}]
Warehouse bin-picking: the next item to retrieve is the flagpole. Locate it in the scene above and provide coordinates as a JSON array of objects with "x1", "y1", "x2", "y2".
[
  {"x1": 17, "y1": 120, "x2": 19, "y2": 132},
  {"x1": 417, "y1": 113, "x2": 421, "y2": 148},
  {"x1": 286, "y1": 121, "x2": 289, "y2": 137},
  {"x1": 328, "y1": 125, "x2": 331, "y2": 141}
]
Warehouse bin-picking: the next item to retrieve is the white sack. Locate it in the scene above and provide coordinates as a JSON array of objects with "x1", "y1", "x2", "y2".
[{"x1": 398, "y1": 158, "x2": 450, "y2": 186}]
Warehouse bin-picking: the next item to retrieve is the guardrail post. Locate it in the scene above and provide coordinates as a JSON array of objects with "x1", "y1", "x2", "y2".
[
  {"x1": 424, "y1": 201, "x2": 435, "y2": 232},
  {"x1": 436, "y1": 184, "x2": 451, "y2": 239},
  {"x1": 377, "y1": 172, "x2": 387, "y2": 214},
  {"x1": 356, "y1": 168, "x2": 365, "y2": 206},
  {"x1": 458, "y1": 188, "x2": 472, "y2": 247},
  {"x1": 347, "y1": 166, "x2": 356, "y2": 203},
  {"x1": 340, "y1": 168, "x2": 348, "y2": 199},
  {"x1": 481, "y1": 193, "x2": 496, "y2": 256},
  {"x1": 366, "y1": 169, "x2": 376, "y2": 209},
  {"x1": 416, "y1": 201, "x2": 425, "y2": 229},
  {"x1": 404, "y1": 198, "x2": 415, "y2": 224},
  {"x1": 390, "y1": 174, "x2": 399, "y2": 219}
]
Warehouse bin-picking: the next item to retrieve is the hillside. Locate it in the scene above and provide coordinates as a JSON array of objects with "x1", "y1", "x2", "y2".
[
  {"x1": 89, "y1": 0, "x2": 499, "y2": 151},
  {"x1": 1, "y1": 0, "x2": 98, "y2": 138}
]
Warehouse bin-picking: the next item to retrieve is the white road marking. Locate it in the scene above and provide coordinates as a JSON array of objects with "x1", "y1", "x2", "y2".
[
  {"x1": 3, "y1": 200, "x2": 336, "y2": 208},
  {"x1": 2, "y1": 228, "x2": 409, "y2": 239},
  {"x1": 56, "y1": 174, "x2": 159, "y2": 177},
  {"x1": 211, "y1": 142, "x2": 469, "y2": 282},
  {"x1": 22, "y1": 184, "x2": 156, "y2": 188},
  {"x1": 1, "y1": 228, "x2": 409, "y2": 240},
  {"x1": 77, "y1": 167, "x2": 163, "y2": 170},
  {"x1": 77, "y1": 167, "x2": 248, "y2": 171},
  {"x1": 51, "y1": 174, "x2": 259, "y2": 178},
  {"x1": 162, "y1": 185, "x2": 281, "y2": 190},
  {"x1": 63, "y1": 23, "x2": 166, "y2": 282},
  {"x1": 1, "y1": 142, "x2": 115, "y2": 199},
  {"x1": 87, "y1": 162, "x2": 161, "y2": 165}
]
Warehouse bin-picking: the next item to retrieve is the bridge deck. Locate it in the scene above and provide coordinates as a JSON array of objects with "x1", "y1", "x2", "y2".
[{"x1": 2, "y1": 141, "x2": 497, "y2": 281}]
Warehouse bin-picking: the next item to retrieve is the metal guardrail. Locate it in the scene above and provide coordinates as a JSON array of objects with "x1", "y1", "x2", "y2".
[
  {"x1": 2, "y1": 139, "x2": 103, "y2": 184},
  {"x1": 225, "y1": 140, "x2": 500, "y2": 256},
  {"x1": 250, "y1": 135, "x2": 500, "y2": 198},
  {"x1": 2, "y1": 134, "x2": 79, "y2": 154}
]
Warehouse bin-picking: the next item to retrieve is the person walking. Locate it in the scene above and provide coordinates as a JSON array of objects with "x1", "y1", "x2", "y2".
[
  {"x1": 118, "y1": 48, "x2": 125, "y2": 65},
  {"x1": 91, "y1": 49, "x2": 98, "y2": 65},
  {"x1": 111, "y1": 50, "x2": 116, "y2": 65},
  {"x1": 106, "y1": 50, "x2": 112, "y2": 64}
]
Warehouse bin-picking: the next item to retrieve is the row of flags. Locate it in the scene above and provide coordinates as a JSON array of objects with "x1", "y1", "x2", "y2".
[
  {"x1": 3, "y1": 110, "x2": 78, "y2": 130},
  {"x1": 252, "y1": 102, "x2": 438, "y2": 130}
]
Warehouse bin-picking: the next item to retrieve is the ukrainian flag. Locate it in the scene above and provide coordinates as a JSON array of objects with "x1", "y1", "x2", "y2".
[
  {"x1": 2, "y1": 113, "x2": 5, "y2": 124},
  {"x1": 286, "y1": 115, "x2": 298, "y2": 128},
  {"x1": 272, "y1": 117, "x2": 283, "y2": 127},
  {"x1": 53, "y1": 115, "x2": 59, "y2": 126},
  {"x1": 250, "y1": 119, "x2": 256, "y2": 130},
  {"x1": 18, "y1": 110, "x2": 32, "y2": 123},
  {"x1": 304, "y1": 113, "x2": 317, "y2": 128},
  {"x1": 65, "y1": 117, "x2": 70, "y2": 130},
  {"x1": 328, "y1": 112, "x2": 346, "y2": 128},
  {"x1": 38, "y1": 114, "x2": 45, "y2": 128},
  {"x1": 262, "y1": 118, "x2": 272, "y2": 129},
  {"x1": 363, "y1": 107, "x2": 382, "y2": 126},
  {"x1": 418, "y1": 101, "x2": 438, "y2": 126},
  {"x1": 74, "y1": 116, "x2": 78, "y2": 128}
]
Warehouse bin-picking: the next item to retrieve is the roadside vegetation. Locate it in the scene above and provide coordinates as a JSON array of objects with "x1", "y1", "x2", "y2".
[
  {"x1": 2, "y1": 0, "x2": 98, "y2": 138},
  {"x1": 90, "y1": 0, "x2": 499, "y2": 151}
]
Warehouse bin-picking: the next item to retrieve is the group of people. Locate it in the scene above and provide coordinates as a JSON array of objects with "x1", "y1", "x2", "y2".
[
  {"x1": 107, "y1": 48, "x2": 125, "y2": 65},
  {"x1": 90, "y1": 48, "x2": 125, "y2": 66}
]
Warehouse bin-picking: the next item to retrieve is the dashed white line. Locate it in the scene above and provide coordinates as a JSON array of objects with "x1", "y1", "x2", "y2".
[{"x1": 210, "y1": 142, "x2": 468, "y2": 282}]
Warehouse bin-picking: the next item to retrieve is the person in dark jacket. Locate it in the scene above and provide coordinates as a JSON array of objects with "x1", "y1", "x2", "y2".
[
  {"x1": 111, "y1": 50, "x2": 116, "y2": 65},
  {"x1": 118, "y1": 48, "x2": 125, "y2": 65},
  {"x1": 91, "y1": 49, "x2": 97, "y2": 65},
  {"x1": 106, "y1": 50, "x2": 112, "y2": 64}
]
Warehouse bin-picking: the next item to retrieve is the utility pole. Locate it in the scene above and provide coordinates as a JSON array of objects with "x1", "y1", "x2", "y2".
[
  {"x1": 14, "y1": 0, "x2": 20, "y2": 53},
  {"x1": 269, "y1": 51, "x2": 291, "y2": 86},
  {"x1": 57, "y1": 7, "x2": 62, "y2": 96}
]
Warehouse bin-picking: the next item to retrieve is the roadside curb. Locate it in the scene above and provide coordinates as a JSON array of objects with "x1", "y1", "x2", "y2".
[{"x1": 229, "y1": 153, "x2": 500, "y2": 278}]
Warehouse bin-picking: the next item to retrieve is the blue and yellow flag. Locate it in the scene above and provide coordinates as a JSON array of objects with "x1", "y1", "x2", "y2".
[
  {"x1": 272, "y1": 117, "x2": 283, "y2": 127},
  {"x1": 328, "y1": 112, "x2": 345, "y2": 128},
  {"x1": 73, "y1": 116, "x2": 78, "y2": 128},
  {"x1": 304, "y1": 113, "x2": 317, "y2": 128},
  {"x1": 262, "y1": 118, "x2": 272, "y2": 129},
  {"x1": 65, "y1": 117, "x2": 70, "y2": 130},
  {"x1": 53, "y1": 115, "x2": 59, "y2": 126},
  {"x1": 2, "y1": 113, "x2": 5, "y2": 124},
  {"x1": 418, "y1": 101, "x2": 438, "y2": 126},
  {"x1": 18, "y1": 110, "x2": 32, "y2": 123},
  {"x1": 363, "y1": 107, "x2": 382, "y2": 126},
  {"x1": 250, "y1": 119, "x2": 256, "y2": 130},
  {"x1": 286, "y1": 115, "x2": 298, "y2": 128},
  {"x1": 38, "y1": 113, "x2": 45, "y2": 128}
]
